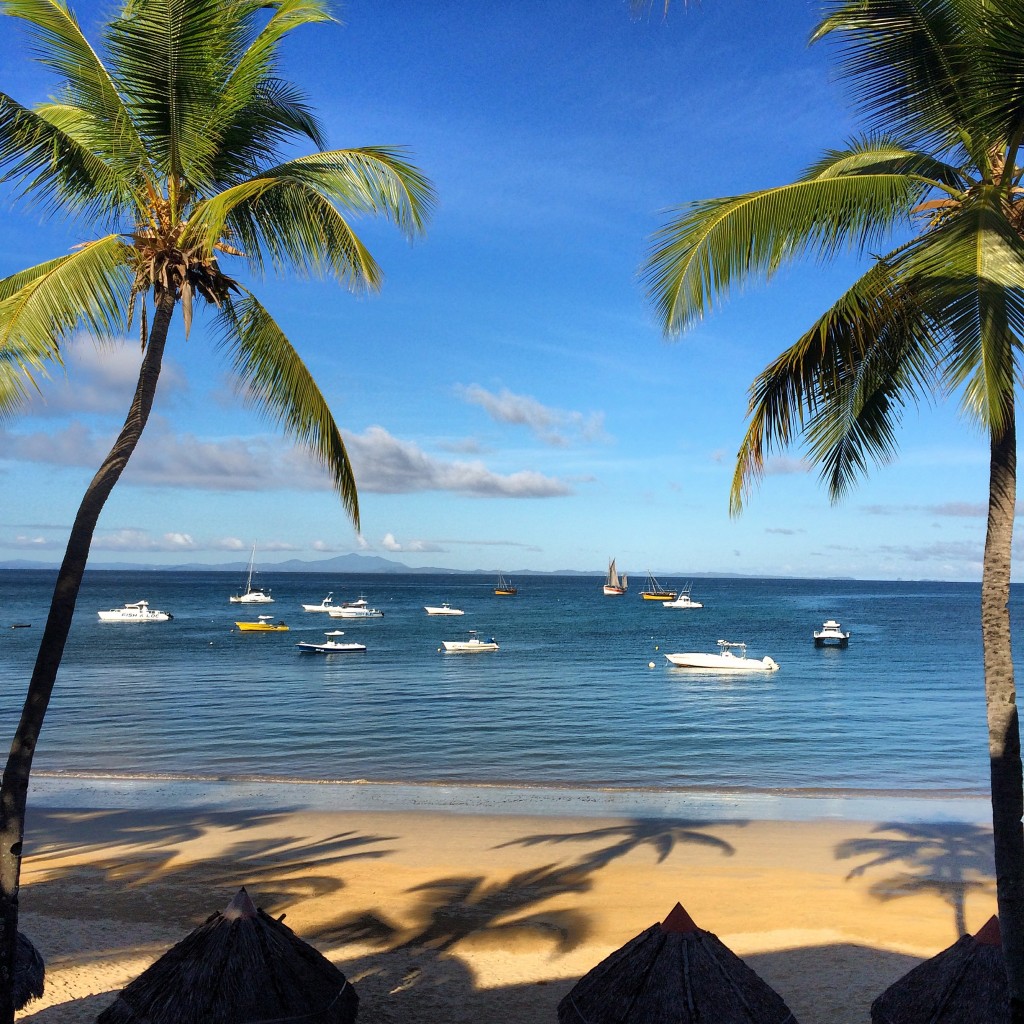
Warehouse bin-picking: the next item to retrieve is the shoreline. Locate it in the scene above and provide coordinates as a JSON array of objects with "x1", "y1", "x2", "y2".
[{"x1": 29, "y1": 771, "x2": 991, "y2": 823}]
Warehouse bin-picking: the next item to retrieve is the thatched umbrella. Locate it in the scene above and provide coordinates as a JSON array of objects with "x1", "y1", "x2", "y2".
[
  {"x1": 96, "y1": 888, "x2": 358, "y2": 1023},
  {"x1": 14, "y1": 931, "x2": 44, "y2": 1010},
  {"x1": 871, "y1": 914, "x2": 1008, "y2": 1023},
  {"x1": 557, "y1": 902, "x2": 798, "y2": 1023}
]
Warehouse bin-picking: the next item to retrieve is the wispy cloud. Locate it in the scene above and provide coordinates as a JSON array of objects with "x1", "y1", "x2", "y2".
[
  {"x1": 456, "y1": 384, "x2": 607, "y2": 447},
  {"x1": 863, "y1": 502, "x2": 994, "y2": 518},
  {"x1": 766, "y1": 527, "x2": 803, "y2": 535},
  {"x1": 763, "y1": 456, "x2": 811, "y2": 476},
  {"x1": 381, "y1": 532, "x2": 447, "y2": 553}
]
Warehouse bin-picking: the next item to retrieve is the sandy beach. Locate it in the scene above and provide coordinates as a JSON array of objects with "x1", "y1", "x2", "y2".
[{"x1": 14, "y1": 800, "x2": 997, "y2": 1023}]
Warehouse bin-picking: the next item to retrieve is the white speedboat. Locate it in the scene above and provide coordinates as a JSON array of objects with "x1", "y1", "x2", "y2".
[
  {"x1": 814, "y1": 620, "x2": 851, "y2": 647},
  {"x1": 302, "y1": 593, "x2": 336, "y2": 612},
  {"x1": 442, "y1": 631, "x2": 499, "y2": 653},
  {"x1": 424, "y1": 603, "x2": 465, "y2": 616},
  {"x1": 98, "y1": 600, "x2": 172, "y2": 622},
  {"x1": 665, "y1": 640, "x2": 779, "y2": 671},
  {"x1": 329, "y1": 605, "x2": 384, "y2": 619},
  {"x1": 229, "y1": 544, "x2": 273, "y2": 603},
  {"x1": 663, "y1": 585, "x2": 703, "y2": 609},
  {"x1": 296, "y1": 630, "x2": 366, "y2": 654}
]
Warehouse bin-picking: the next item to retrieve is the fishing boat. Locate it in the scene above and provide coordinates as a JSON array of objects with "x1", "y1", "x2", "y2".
[
  {"x1": 640, "y1": 571, "x2": 677, "y2": 601},
  {"x1": 603, "y1": 558, "x2": 627, "y2": 596},
  {"x1": 295, "y1": 630, "x2": 366, "y2": 654},
  {"x1": 328, "y1": 605, "x2": 384, "y2": 619},
  {"x1": 494, "y1": 573, "x2": 517, "y2": 596},
  {"x1": 301, "y1": 593, "x2": 336, "y2": 612},
  {"x1": 441, "y1": 630, "x2": 500, "y2": 653},
  {"x1": 813, "y1": 620, "x2": 851, "y2": 647},
  {"x1": 229, "y1": 544, "x2": 274, "y2": 603},
  {"x1": 664, "y1": 640, "x2": 779, "y2": 672},
  {"x1": 662, "y1": 585, "x2": 703, "y2": 609},
  {"x1": 235, "y1": 615, "x2": 289, "y2": 632},
  {"x1": 98, "y1": 600, "x2": 172, "y2": 622},
  {"x1": 424, "y1": 603, "x2": 465, "y2": 615}
]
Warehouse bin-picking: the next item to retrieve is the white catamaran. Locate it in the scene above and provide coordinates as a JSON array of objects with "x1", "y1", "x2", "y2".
[
  {"x1": 603, "y1": 557, "x2": 627, "y2": 596},
  {"x1": 229, "y1": 544, "x2": 274, "y2": 604}
]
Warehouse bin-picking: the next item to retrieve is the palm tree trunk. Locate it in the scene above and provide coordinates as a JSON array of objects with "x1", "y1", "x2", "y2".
[
  {"x1": 0, "y1": 291, "x2": 175, "y2": 1024},
  {"x1": 982, "y1": 411, "x2": 1024, "y2": 1023}
]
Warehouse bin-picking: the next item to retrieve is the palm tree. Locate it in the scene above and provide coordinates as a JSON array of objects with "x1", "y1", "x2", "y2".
[
  {"x1": 0, "y1": 0, "x2": 434, "y2": 1018},
  {"x1": 642, "y1": 0, "x2": 1024, "y2": 1018}
]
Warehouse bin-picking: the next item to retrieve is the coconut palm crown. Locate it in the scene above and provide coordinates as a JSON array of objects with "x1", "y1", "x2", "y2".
[
  {"x1": 0, "y1": 1, "x2": 434, "y2": 1020},
  {"x1": 643, "y1": 0, "x2": 1024, "y2": 1018}
]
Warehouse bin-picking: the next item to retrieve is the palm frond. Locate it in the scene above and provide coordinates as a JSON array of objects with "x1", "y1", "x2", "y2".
[
  {"x1": 803, "y1": 136, "x2": 967, "y2": 189},
  {"x1": 644, "y1": 169, "x2": 925, "y2": 335},
  {"x1": 812, "y1": 0, "x2": 979, "y2": 151},
  {"x1": 214, "y1": 291, "x2": 359, "y2": 524},
  {"x1": 0, "y1": 93, "x2": 134, "y2": 218},
  {"x1": 0, "y1": 235, "x2": 132, "y2": 362},
  {"x1": 730, "y1": 257, "x2": 937, "y2": 512}
]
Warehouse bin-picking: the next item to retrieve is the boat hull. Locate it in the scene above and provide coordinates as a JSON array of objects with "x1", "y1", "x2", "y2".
[
  {"x1": 665, "y1": 652, "x2": 779, "y2": 671},
  {"x1": 230, "y1": 592, "x2": 274, "y2": 604},
  {"x1": 603, "y1": 586, "x2": 626, "y2": 596},
  {"x1": 442, "y1": 640, "x2": 499, "y2": 653},
  {"x1": 236, "y1": 622, "x2": 289, "y2": 631},
  {"x1": 98, "y1": 610, "x2": 171, "y2": 622},
  {"x1": 296, "y1": 642, "x2": 366, "y2": 653},
  {"x1": 642, "y1": 592, "x2": 676, "y2": 601},
  {"x1": 328, "y1": 608, "x2": 384, "y2": 619},
  {"x1": 425, "y1": 606, "x2": 464, "y2": 615}
]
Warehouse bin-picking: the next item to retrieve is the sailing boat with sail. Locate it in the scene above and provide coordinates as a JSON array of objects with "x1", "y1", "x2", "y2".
[
  {"x1": 229, "y1": 544, "x2": 274, "y2": 603},
  {"x1": 603, "y1": 558, "x2": 627, "y2": 596}
]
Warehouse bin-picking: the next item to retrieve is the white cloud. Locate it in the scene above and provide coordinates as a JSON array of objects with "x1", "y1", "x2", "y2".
[
  {"x1": 456, "y1": 384, "x2": 607, "y2": 447},
  {"x1": 91, "y1": 529, "x2": 197, "y2": 552},
  {"x1": 379, "y1": 532, "x2": 445, "y2": 553},
  {"x1": 0, "y1": 422, "x2": 572, "y2": 498},
  {"x1": 763, "y1": 456, "x2": 811, "y2": 476}
]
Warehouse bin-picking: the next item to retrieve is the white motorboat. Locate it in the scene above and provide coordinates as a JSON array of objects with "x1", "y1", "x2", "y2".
[
  {"x1": 603, "y1": 557, "x2": 627, "y2": 596},
  {"x1": 424, "y1": 603, "x2": 465, "y2": 616},
  {"x1": 328, "y1": 605, "x2": 384, "y2": 619},
  {"x1": 664, "y1": 640, "x2": 779, "y2": 672},
  {"x1": 98, "y1": 600, "x2": 172, "y2": 622},
  {"x1": 441, "y1": 631, "x2": 499, "y2": 653},
  {"x1": 296, "y1": 630, "x2": 366, "y2": 654},
  {"x1": 229, "y1": 544, "x2": 273, "y2": 603},
  {"x1": 302, "y1": 593, "x2": 336, "y2": 612},
  {"x1": 814, "y1": 619, "x2": 851, "y2": 647},
  {"x1": 662, "y1": 585, "x2": 703, "y2": 609}
]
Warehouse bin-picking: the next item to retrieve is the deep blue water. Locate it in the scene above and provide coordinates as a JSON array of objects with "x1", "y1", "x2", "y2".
[{"x1": 0, "y1": 570, "x2": 1003, "y2": 797}]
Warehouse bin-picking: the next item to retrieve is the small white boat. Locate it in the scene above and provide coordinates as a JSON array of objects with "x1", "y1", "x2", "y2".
[
  {"x1": 662, "y1": 585, "x2": 703, "y2": 609},
  {"x1": 814, "y1": 620, "x2": 851, "y2": 647},
  {"x1": 442, "y1": 631, "x2": 499, "y2": 653},
  {"x1": 296, "y1": 630, "x2": 367, "y2": 654},
  {"x1": 665, "y1": 640, "x2": 779, "y2": 672},
  {"x1": 603, "y1": 557, "x2": 627, "y2": 596},
  {"x1": 229, "y1": 544, "x2": 273, "y2": 603},
  {"x1": 328, "y1": 605, "x2": 384, "y2": 619},
  {"x1": 424, "y1": 603, "x2": 465, "y2": 616},
  {"x1": 97, "y1": 600, "x2": 172, "y2": 622},
  {"x1": 302, "y1": 593, "x2": 336, "y2": 612}
]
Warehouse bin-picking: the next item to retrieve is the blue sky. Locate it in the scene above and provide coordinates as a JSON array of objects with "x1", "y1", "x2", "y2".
[{"x1": 0, "y1": 0, "x2": 1002, "y2": 580}]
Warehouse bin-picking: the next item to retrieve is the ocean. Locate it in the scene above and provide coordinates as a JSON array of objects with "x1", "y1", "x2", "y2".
[{"x1": 0, "y1": 570, "x2": 1006, "y2": 820}]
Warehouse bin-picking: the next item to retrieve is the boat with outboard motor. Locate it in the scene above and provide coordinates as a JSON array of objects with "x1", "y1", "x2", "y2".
[
  {"x1": 235, "y1": 615, "x2": 289, "y2": 632},
  {"x1": 295, "y1": 630, "x2": 366, "y2": 654},
  {"x1": 329, "y1": 605, "x2": 384, "y2": 619},
  {"x1": 302, "y1": 594, "x2": 336, "y2": 612},
  {"x1": 98, "y1": 600, "x2": 172, "y2": 622},
  {"x1": 662, "y1": 585, "x2": 703, "y2": 609},
  {"x1": 441, "y1": 630, "x2": 499, "y2": 653},
  {"x1": 664, "y1": 640, "x2": 779, "y2": 671}
]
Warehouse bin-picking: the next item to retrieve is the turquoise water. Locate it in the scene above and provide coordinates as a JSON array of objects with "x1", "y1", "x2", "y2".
[{"x1": 0, "y1": 571, "x2": 1002, "y2": 804}]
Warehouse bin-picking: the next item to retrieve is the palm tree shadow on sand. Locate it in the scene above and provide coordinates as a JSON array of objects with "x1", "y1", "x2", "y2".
[{"x1": 836, "y1": 821, "x2": 995, "y2": 938}]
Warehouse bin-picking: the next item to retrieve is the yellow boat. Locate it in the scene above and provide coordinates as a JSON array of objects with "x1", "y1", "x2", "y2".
[
  {"x1": 236, "y1": 615, "x2": 289, "y2": 632},
  {"x1": 494, "y1": 572, "x2": 517, "y2": 596},
  {"x1": 640, "y1": 572, "x2": 676, "y2": 601}
]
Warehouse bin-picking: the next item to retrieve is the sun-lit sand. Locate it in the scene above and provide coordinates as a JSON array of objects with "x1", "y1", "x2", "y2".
[{"x1": 13, "y1": 799, "x2": 998, "y2": 1022}]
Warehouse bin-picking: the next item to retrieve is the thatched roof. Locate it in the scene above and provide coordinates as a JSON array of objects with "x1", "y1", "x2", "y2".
[
  {"x1": 871, "y1": 915, "x2": 1008, "y2": 1024},
  {"x1": 96, "y1": 888, "x2": 358, "y2": 1024},
  {"x1": 558, "y1": 902, "x2": 798, "y2": 1023},
  {"x1": 14, "y1": 931, "x2": 44, "y2": 1010}
]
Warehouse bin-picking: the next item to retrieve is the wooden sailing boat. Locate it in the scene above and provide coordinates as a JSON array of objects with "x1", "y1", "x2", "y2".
[
  {"x1": 640, "y1": 571, "x2": 676, "y2": 601},
  {"x1": 494, "y1": 572, "x2": 517, "y2": 596},
  {"x1": 603, "y1": 558, "x2": 627, "y2": 596}
]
